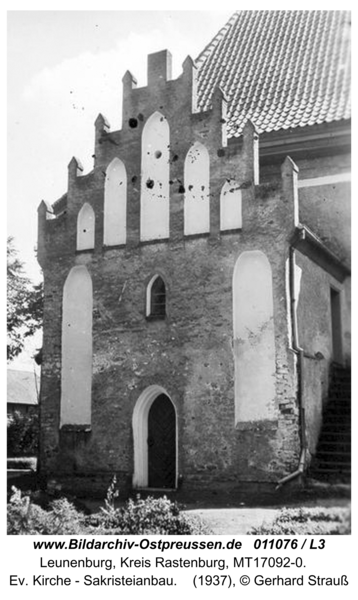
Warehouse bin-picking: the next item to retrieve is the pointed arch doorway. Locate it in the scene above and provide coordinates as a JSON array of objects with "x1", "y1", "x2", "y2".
[{"x1": 132, "y1": 386, "x2": 177, "y2": 489}]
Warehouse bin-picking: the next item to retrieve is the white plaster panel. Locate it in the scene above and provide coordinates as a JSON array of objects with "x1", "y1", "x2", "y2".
[
  {"x1": 140, "y1": 112, "x2": 170, "y2": 241},
  {"x1": 77, "y1": 203, "x2": 95, "y2": 250},
  {"x1": 61, "y1": 266, "x2": 92, "y2": 426},
  {"x1": 220, "y1": 179, "x2": 242, "y2": 231},
  {"x1": 104, "y1": 158, "x2": 127, "y2": 246},
  {"x1": 184, "y1": 142, "x2": 210, "y2": 235},
  {"x1": 233, "y1": 251, "x2": 276, "y2": 423}
]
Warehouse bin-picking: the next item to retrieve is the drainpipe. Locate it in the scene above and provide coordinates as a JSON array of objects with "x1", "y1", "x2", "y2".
[{"x1": 276, "y1": 246, "x2": 307, "y2": 489}]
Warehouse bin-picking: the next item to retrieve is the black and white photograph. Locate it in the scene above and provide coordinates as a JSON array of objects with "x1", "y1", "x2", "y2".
[{"x1": 6, "y1": 4, "x2": 353, "y2": 594}]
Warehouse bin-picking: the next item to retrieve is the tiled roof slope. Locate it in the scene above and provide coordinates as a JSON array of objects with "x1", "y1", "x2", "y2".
[{"x1": 196, "y1": 11, "x2": 351, "y2": 137}]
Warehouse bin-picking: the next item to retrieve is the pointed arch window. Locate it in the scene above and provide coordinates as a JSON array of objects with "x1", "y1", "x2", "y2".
[
  {"x1": 184, "y1": 141, "x2": 210, "y2": 236},
  {"x1": 141, "y1": 112, "x2": 170, "y2": 241},
  {"x1": 146, "y1": 275, "x2": 166, "y2": 319},
  {"x1": 77, "y1": 202, "x2": 95, "y2": 250},
  {"x1": 104, "y1": 157, "x2": 127, "y2": 246}
]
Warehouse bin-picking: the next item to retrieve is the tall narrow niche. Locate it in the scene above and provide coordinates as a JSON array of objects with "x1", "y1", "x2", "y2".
[
  {"x1": 61, "y1": 266, "x2": 93, "y2": 428},
  {"x1": 184, "y1": 142, "x2": 210, "y2": 236},
  {"x1": 232, "y1": 251, "x2": 276, "y2": 424},
  {"x1": 104, "y1": 158, "x2": 127, "y2": 246},
  {"x1": 220, "y1": 179, "x2": 242, "y2": 231},
  {"x1": 140, "y1": 112, "x2": 170, "y2": 241},
  {"x1": 77, "y1": 203, "x2": 95, "y2": 251}
]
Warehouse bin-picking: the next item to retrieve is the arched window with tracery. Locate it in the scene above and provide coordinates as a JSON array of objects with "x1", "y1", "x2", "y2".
[
  {"x1": 184, "y1": 142, "x2": 210, "y2": 236},
  {"x1": 104, "y1": 157, "x2": 127, "y2": 246},
  {"x1": 146, "y1": 275, "x2": 166, "y2": 319},
  {"x1": 141, "y1": 112, "x2": 170, "y2": 241},
  {"x1": 77, "y1": 202, "x2": 95, "y2": 250}
]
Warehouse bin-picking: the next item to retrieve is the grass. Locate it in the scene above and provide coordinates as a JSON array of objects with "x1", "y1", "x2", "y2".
[{"x1": 248, "y1": 506, "x2": 351, "y2": 535}]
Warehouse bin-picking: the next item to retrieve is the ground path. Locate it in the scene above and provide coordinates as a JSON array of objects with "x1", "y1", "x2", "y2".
[
  {"x1": 184, "y1": 506, "x2": 280, "y2": 534},
  {"x1": 184, "y1": 497, "x2": 350, "y2": 534}
]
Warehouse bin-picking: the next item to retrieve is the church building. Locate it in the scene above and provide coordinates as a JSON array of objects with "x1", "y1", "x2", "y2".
[{"x1": 37, "y1": 11, "x2": 351, "y2": 499}]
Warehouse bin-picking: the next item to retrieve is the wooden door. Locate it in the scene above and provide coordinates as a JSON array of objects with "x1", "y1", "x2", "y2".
[{"x1": 148, "y1": 394, "x2": 176, "y2": 488}]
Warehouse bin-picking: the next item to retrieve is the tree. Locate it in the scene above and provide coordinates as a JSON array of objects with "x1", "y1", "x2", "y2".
[
  {"x1": 7, "y1": 410, "x2": 39, "y2": 457},
  {"x1": 7, "y1": 237, "x2": 43, "y2": 361}
]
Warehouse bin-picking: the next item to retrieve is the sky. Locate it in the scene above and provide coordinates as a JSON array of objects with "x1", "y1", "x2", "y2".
[{"x1": 6, "y1": 9, "x2": 236, "y2": 369}]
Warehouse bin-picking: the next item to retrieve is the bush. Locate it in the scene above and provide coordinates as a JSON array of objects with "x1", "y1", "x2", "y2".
[
  {"x1": 7, "y1": 481, "x2": 211, "y2": 535},
  {"x1": 91, "y1": 494, "x2": 210, "y2": 535},
  {"x1": 7, "y1": 410, "x2": 39, "y2": 457},
  {"x1": 87, "y1": 478, "x2": 210, "y2": 534},
  {"x1": 248, "y1": 506, "x2": 351, "y2": 535},
  {"x1": 7, "y1": 487, "x2": 85, "y2": 535}
]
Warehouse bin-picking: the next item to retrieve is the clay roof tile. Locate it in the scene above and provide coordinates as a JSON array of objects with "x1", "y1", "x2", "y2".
[{"x1": 195, "y1": 10, "x2": 350, "y2": 136}]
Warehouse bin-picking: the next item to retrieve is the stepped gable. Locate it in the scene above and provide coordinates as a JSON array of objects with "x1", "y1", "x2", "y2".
[
  {"x1": 52, "y1": 193, "x2": 67, "y2": 216},
  {"x1": 195, "y1": 11, "x2": 351, "y2": 136}
]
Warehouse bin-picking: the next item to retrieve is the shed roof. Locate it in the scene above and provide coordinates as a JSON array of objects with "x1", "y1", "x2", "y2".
[{"x1": 7, "y1": 369, "x2": 39, "y2": 406}]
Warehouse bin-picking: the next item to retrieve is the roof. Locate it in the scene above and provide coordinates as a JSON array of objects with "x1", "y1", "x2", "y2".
[
  {"x1": 7, "y1": 369, "x2": 39, "y2": 406},
  {"x1": 195, "y1": 11, "x2": 351, "y2": 137}
]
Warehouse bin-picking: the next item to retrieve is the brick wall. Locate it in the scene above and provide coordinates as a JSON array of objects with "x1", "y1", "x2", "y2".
[{"x1": 37, "y1": 51, "x2": 350, "y2": 498}]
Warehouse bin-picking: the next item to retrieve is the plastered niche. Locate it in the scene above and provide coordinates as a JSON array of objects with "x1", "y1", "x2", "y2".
[
  {"x1": 233, "y1": 250, "x2": 276, "y2": 423},
  {"x1": 61, "y1": 265, "x2": 93, "y2": 427},
  {"x1": 184, "y1": 142, "x2": 210, "y2": 235},
  {"x1": 104, "y1": 158, "x2": 127, "y2": 246},
  {"x1": 220, "y1": 179, "x2": 242, "y2": 231},
  {"x1": 77, "y1": 203, "x2": 95, "y2": 251},
  {"x1": 140, "y1": 112, "x2": 170, "y2": 241}
]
